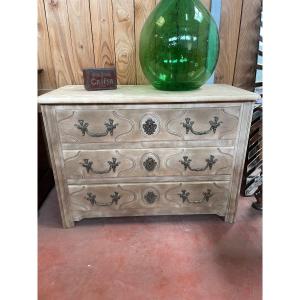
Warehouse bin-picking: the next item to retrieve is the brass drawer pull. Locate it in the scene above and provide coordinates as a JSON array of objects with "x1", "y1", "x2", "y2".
[
  {"x1": 182, "y1": 116, "x2": 222, "y2": 135},
  {"x1": 74, "y1": 119, "x2": 118, "y2": 137},
  {"x1": 85, "y1": 192, "x2": 121, "y2": 206},
  {"x1": 179, "y1": 189, "x2": 213, "y2": 204},
  {"x1": 81, "y1": 158, "x2": 120, "y2": 174},
  {"x1": 179, "y1": 155, "x2": 217, "y2": 172}
]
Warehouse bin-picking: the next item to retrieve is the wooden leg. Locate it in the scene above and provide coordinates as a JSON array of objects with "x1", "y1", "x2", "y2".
[
  {"x1": 62, "y1": 218, "x2": 75, "y2": 228},
  {"x1": 225, "y1": 213, "x2": 235, "y2": 223}
]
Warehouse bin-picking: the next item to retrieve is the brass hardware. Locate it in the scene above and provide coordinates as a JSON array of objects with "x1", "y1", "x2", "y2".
[
  {"x1": 143, "y1": 118, "x2": 157, "y2": 135},
  {"x1": 81, "y1": 158, "x2": 120, "y2": 174},
  {"x1": 144, "y1": 191, "x2": 158, "y2": 204},
  {"x1": 179, "y1": 189, "x2": 213, "y2": 204},
  {"x1": 179, "y1": 155, "x2": 217, "y2": 172},
  {"x1": 182, "y1": 116, "x2": 222, "y2": 135},
  {"x1": 85, "y1": 192, "x2": 121, "y2": 206},
  {"x1": 74, "y1": 119, "x2": 118, "y2": 137},
  {"x1": 143, "y1": 157, "x2": 157, "y2": 171}
]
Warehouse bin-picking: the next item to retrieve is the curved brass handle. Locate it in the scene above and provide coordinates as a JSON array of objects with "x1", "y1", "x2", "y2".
[
  {"x1": 179, "y1": 155, "x2": 217, "y2": 172},
  {"x1": 178, "y1": 189, "x2": 213, "y2": 204},
  {"x1": 74, "y1": 119, "x2": 118, "y2": 137},
  {"x1": 182, "y1": 116, "x2": 222, "y2": 135},
  {"x1": 81, "y1": 158, "x2": 120, "y2": 175},
  {"x1": 85, "y1": 192, "x2": 121, "y2": 206}
]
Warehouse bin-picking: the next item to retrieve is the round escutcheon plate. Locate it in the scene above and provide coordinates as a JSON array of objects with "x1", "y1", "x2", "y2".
[
  {"x1": 140, "y1": 114, "x2": 160, "y2": 136},
  {"x1": 143, "y1": 188, "x2": 160, "y2": 205},
  {"x1": 141, "y1": 152, "x2": 160, "y2": 172}
]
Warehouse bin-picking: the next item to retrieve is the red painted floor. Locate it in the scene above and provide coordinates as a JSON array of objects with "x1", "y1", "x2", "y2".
[{"x1": 38, "y1": 189, "x2": 262, "y2": 300}]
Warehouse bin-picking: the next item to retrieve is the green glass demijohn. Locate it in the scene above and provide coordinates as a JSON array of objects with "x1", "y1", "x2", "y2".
[{"x1": 139, "y1": 0, "x2": 220, "y2": 91}]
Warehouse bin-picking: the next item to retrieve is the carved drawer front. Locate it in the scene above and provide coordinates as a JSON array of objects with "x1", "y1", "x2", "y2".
[
  {"x1": 69, "y1": 181, "x2": 230, "y2": 221},
  {"x1": 56, "y1": 109, "x2": 132, "y2": 144},
  {"x1": 63, "y1": 147, "x2": 234, "y2": 179},
  {"x1": 56, "y1": 106, "x2": 240, "y2": 144}
]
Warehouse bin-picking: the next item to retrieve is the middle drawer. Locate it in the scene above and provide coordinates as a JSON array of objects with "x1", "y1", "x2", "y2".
[{"x1": 63, "y1": 147, "x2": 234, "y2": 179}]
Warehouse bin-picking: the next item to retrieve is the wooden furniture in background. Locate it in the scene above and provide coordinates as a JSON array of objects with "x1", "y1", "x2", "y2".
[
  {"x1": 39, "y1": 85, "x2": 258, "y2": 228},
  {"x1": 241, "y1": 14, "x2": 263, "y2": 208},
  {"x1": 241, "y1": 105, "x2": 262, "y2": 197},
  {"x1": 38, "y1": 0, "x2": 262, "y2": 93},
  {"x1": 253, "y1": 182, "x2": 262, "y2": 211}
]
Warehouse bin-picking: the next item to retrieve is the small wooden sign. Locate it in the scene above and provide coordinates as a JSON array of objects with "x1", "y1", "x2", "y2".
[{"x1": 83, "y1": 67, "x2": 117, "y2": 91}]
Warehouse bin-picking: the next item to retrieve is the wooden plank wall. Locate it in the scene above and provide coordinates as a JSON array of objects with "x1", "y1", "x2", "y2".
[
  {"x1": 38, "y1": 0, "x2": 57, "y2": 90},
  {"x1": 38, "y1": 0, "x2": 262, "y2": 92},
  {"x1": 233, "y1": 0, "x2": 262, "y2": 90}
]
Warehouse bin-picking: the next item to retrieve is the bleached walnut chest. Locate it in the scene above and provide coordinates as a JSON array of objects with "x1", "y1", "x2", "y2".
[{"x1": 39, "y1": 85, "x2": 258, "y2": 228}]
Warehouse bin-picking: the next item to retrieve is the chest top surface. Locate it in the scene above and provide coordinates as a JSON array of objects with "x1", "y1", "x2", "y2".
[{"x1": 38, "y1": 84, "x2": 259, "y2": 105}]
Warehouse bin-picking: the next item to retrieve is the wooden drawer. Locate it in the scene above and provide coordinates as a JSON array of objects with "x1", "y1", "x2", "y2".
[
  {"x1": 56, "y1": 105, "x2": 240, "y2": 144},
  {"x1": 63, "y1": 147, "x2": 234, "y2": 180},
  {"x1": 68, "y1": 181, "x2": 231, "y2": 221}
]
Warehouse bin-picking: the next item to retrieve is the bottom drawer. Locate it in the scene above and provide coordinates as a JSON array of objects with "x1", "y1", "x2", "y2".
[{"x1": 69, "y1": 181, "x2": 230, "y2": 221}]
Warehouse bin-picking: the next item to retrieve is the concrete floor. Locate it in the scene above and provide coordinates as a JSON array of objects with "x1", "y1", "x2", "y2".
[{"x1": 38, "y1": 188, "x2": 262, "y2": 300}]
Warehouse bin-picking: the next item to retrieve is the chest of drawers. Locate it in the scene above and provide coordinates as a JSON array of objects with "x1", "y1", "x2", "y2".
[{"x1": 39, "y1": 84, "x2": 258, "y2": 228}]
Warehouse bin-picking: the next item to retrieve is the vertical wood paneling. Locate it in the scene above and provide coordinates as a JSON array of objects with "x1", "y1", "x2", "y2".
[
  {"x1": 156, "y1": 0, "x2": 210, "y2": 10},
  {"x1": 112, "y1": 0, "x2": 136, "y2": 84},
  {"x1": 66, "y1": 0, "x2": 95, "y2": 84},
  {"x1": 38, "y1": 0, "x2": 57, "y2": 90},
  {"x1": 44, "y1": 0, "x2": 77, "y2": 86},
  {"x1": 202, "y1": 0, "x2": 211, "y2": 11},
  {"x1": 233, "y1": 0, "x2": 262, "y2": 91},
  {"x1": 39, "y1": 0, "x2": 260, "y2": 89},
  {"x1": 90, "y1": 0, "x2": 116, "y2": 67},
  {"x1": 135, "y1": 0, "x2": 156, "y2": 84},
  {"x1": 215, "y1": 0, "x2": 243, "y2": 85}
]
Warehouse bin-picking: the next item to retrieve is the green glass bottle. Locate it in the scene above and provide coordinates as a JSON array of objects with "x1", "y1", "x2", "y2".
[{"x1": 139, "y1": 0, "x2": 220, "y2": 91}]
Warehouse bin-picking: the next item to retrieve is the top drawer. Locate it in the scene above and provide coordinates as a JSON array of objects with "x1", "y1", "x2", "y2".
[{"x1": 55, "y1": 105, "x2": 241, "y2": 144}]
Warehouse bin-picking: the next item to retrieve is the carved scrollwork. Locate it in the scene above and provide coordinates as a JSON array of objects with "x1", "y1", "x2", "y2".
[
  {"x1": 74, "y1": 119, "x2": 118, "y2": 137},
  {"x1": 81, "y1": 157, "x2": 120, "y2": 175},
  {"x1": 85, "y1": 192, "x2": 121, "y2": 206},
  {"x1": 179, "y1": 155, "x2": 218, "y2": 172},
  {"x1": 182, "y1": 116, "x2": 223, "y2": 135},
  {"x1": 178, "y1": 189, "x2": 213, "y2": 204}
]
